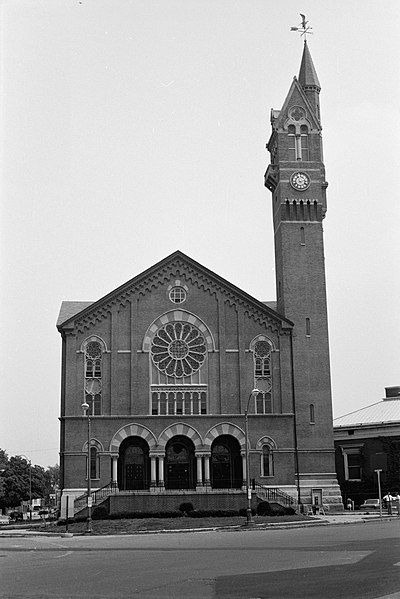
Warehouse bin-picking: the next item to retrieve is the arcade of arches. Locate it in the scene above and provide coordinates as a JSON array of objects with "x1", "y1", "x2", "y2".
[{"x1": 116, "y1": 434, "x2": 244, "y2": 491}]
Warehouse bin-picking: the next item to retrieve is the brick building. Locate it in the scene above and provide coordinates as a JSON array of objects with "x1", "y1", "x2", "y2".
[
  {"x1": 334, "y1": 387, "x2": 400, "y2": 507},
  {"x1": 57, "y1": 42, "x2": 343, "y2": 515}
]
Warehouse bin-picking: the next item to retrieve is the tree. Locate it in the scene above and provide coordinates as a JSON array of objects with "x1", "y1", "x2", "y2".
[
  {"x1": 0, "y1": 449, "x2": 59, "y2": 511},
  {"x1": 44, "y1": 464, "x2": 60, "y2": 497},
  {"x1": 0, "y1": 449, "x2": 9, "y2": 507}
]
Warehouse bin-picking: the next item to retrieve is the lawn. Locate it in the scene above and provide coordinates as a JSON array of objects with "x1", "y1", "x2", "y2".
[{"x1": 33, "y1": 514, "x2": 311, "y2": 535}]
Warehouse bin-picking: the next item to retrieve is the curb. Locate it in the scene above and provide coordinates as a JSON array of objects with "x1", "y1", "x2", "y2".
[{"x1": 0, "y1": 516, "x2": 398, "y2": 538}]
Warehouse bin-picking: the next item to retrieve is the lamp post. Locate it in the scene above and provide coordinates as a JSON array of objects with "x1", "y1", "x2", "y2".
[
  {"x1": 244, "y1": 389, "x2": 260, "y2": 526},
  {"x1": 21, "y1": 455, "x2": 32, "y2": 521},
  {"x1": 374, "y1": 468, "x2": 383, "y2": 520},
  {"x1": 81, "y1": 400, "x2": 92, "y2": 534}
]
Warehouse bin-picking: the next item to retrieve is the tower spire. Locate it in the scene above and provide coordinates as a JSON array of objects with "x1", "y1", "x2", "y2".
[
  {"x1": 298, "y1": 40, "x2": 320, "y2": 90},
  {"x1": 298, "y1": 40, "x2": 321, "y2": 120}
]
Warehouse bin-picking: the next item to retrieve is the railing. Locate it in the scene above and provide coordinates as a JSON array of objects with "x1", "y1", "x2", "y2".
[
  {"x1": 254, "y1": 484, "x2": 296, "y2": 508},
  {"x1": 73, "y1": 481, "x2": 118, "y2": 515}
]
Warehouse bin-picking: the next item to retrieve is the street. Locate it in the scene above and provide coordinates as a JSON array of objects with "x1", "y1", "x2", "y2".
[{"x1": 0, "y1": 520, "x2": 399, "y2": 598}]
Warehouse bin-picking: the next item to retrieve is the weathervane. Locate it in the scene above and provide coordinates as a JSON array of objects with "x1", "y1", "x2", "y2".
[{"x1": 290, "y1": 14, "x2": 313, "y2": 40}]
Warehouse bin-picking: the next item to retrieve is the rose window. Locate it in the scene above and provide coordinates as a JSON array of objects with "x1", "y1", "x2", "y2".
[
  {"x1": 151, "y1": 322, "x2": 207, "y2": 377},
  {"x1": 254, "y1": 341, "x2": 271, "y2": 357},
  {"x1": 86, "y1": 341, "x2": 102, "y2": 359}
]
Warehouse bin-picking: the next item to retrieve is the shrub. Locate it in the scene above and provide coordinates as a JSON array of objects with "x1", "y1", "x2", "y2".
[
  {"x1": 187, "y1": 509, "x2": 239, "y2": 518},
  {"x1": 178, "y1": 502, "x2": 194, "y2": 515},
  {"x1": 238, "y1": 507, "x2": 257, "y2": 517},
  {"x1": 109, "y1": 511, "x2": 182, "y2": 520},
  {"x1": 257, "y1": 501, "x2": 272, "y2": 516},
  {"x1": 284, "y1": 507, "x2": 296, "y2": 516},
  {"x1": 256, "y1": 502, "x2": 296, "y2": 516},
  {"x1": 92, "y1": 505, "x2": 108, "y2": 520}
]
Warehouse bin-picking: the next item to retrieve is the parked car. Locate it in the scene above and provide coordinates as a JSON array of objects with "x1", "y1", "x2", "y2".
[
  {"x1": 360, "y1": 499, "x2": 380, "y2": 510},
  {"x1": 0, "y1": 514, "x2": 11, "y2": 525}
]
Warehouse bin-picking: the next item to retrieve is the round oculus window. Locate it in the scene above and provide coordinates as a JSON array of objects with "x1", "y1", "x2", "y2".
[
  {"x1": 169, "y1": 287, "x2": 187, "y2": 304},
  {"x1": 85, "y1": 378, "x2": 102, "y2": 395},
  {"x1": 254, "y1": 340, "x2": 271, "y2": 357},
  {"x1": 151, "y1": 321, "x2": 206, "y2": 377},
  {"x1": 85, "y1": 341, "x2": 102, "y2": 359}
]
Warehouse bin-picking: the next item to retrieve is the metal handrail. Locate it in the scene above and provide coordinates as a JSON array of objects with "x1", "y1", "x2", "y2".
[
  {"x1": 254, "y1": 483, "x2": 296, "y2": 508},
  {"x1": 73, "y1": 480, "x2": 118, "y2": 514}
]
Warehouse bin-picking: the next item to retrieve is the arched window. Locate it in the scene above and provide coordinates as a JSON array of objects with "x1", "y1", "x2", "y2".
[
  {"x1": 261, "y1": 445, "x2": 274, "y2": 477},
  {"x1": 252, "y1": 338, "x2": 273, "y2": 414},
  {"x1": 288, "y1": 124, "x2": 296, "y2": 160},
  {"x1": 84, "y1": 338, "x2": 104, "y2": 415},
  {"x1": 306, "y1": 318, "x2": 311, "y2": 337},
  {"x1": 300, "y1": 125, "x2": 309, "y2": 161},
  {"x1": 89, "y1": 446, "x2": 99, "y2": 479}
]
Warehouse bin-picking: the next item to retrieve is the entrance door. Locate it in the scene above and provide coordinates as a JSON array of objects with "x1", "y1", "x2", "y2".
[
  {"x1": 211, "y1": 444, "x2": 231, "y2": 488},
  {"x1": 211, "y1": 435, "x2": 242, "y2": 489},
  {"x1": 119, "y1": 437, "x2": 150, "y2": 490},
  {"x1": 165, "y1": 436, "x2": 196, "y2": 490},
  {"x1": 125, "y1": 446, "x2": 146, "y2": 490}
]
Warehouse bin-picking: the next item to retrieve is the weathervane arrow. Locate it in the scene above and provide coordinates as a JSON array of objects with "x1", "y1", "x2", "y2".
[{"x1": 291, "y1": 13, "x2": 313, "y2": 40}]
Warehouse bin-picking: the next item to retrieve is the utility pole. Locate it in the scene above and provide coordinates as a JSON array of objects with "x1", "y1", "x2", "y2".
[{"x1": 374, "y1": 469, "x2": 383, "y2": 520}]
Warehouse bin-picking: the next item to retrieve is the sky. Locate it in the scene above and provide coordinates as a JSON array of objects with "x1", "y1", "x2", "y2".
[{"x1": 1, "y1": 0, "x2": 399, "y2": 468}]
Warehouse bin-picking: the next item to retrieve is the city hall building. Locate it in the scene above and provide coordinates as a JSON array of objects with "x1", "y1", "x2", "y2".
[{"x1": 57, "y1": 42, "x2": 343, "y2": 514}]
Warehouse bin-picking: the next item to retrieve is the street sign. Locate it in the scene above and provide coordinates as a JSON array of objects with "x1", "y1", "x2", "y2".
[{"x1": 87, "y1": 496, "x2": 93, "y2": 508}]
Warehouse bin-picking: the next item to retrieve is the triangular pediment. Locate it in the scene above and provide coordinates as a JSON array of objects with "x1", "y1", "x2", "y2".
[
  {"x1": 57, "y1": 251, "x2": 293, "y2": 333},
  {"x1": 273, "y1": 77, "x2": 321, "y2": 131}
]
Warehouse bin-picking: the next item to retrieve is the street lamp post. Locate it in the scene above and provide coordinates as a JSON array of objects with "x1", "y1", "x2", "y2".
[
  {"x1": 81, "y1": 400, "x2": 92, "y2": 534},
  {"x1": 244, "y1": 389, "x2": 260, "y2": 527},
  {"x1": 374, "y1": 468, "x2": 383, "y2": 520},
  {"x1": 21, "y1": 455, "x2": 32, "y2": 521}
]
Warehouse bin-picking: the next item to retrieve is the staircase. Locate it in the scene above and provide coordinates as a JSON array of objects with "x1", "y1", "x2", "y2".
[
  {"x1": 74, "y1": 481, "x2": 118, "y2": 516},
  {"x1": 254, "y1": 485, "x2": 297, "y2": 509}
]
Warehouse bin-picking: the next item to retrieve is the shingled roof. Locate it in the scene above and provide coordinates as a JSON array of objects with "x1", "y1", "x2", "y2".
[
  {"x1": 334, "y1": 396, "x2": 400, "y2": 428},
  {"x1": 57, "y1": 301, "x2": 93, "y2": 327},
  {"x1": 298, "y1": 40, "x2": 321, "y2": 90}
]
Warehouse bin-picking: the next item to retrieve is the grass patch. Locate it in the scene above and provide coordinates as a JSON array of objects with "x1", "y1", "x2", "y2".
[{"x1": 35, "y1": 514, "x2": 311, "y2": 536}]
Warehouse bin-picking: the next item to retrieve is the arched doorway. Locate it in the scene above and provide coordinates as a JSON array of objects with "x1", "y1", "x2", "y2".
[
  {"x1": 211, "y1": 435, "x2": 242, "y2": 489},
  {"x1": 118, "y1": 436, "x2": 150, "y2": 490},
  {"x1": 165, "y1": 436, "x2": 196, "y2": 490}
]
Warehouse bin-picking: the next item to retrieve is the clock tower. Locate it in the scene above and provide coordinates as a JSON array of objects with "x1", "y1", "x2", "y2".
[{"x1": 265, "y1": 41, "x2": 341, "y2": 504}]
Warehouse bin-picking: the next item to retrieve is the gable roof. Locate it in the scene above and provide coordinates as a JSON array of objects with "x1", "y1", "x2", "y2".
[
  {"x1": 334, "y1": 398, "x2": 400, "y2": 428},
  {"x1": 271, "y1": 77, "x2": 321, "y2": 132},
  {"x1": 56, "y1": 250, "x2": 293, "y2": 330},
  {"x1": 57, "y1": 301, "x2": 93, "y2": 327}
]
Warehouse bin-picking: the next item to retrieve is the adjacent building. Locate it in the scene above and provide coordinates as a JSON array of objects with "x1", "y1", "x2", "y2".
[
  {"x1": 57, "y1": 41, "x2": 343, "y2": 515},
  {"x1": 334, "y1": 387, "x2": 400, "y2": 506}
]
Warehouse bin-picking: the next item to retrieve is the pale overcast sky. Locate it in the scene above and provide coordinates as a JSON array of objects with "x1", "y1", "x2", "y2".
[{"x1": 1, "y1": 0, "x2": 399, "y2": 468}]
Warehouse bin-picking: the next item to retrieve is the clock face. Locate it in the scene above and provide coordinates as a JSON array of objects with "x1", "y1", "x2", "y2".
[{"x1": 290, "y1": 171, "x2": 310, "y2": 191}]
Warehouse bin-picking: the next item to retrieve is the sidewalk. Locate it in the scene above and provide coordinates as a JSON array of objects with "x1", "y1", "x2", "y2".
[{"x1": 0, "y1": 512, "x2": 397, "y2": 537}]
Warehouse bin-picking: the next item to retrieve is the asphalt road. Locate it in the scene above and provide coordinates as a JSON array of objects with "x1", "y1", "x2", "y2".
[{"x1": 0, "y1": 520, "x2": 399, "y2": 598}]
